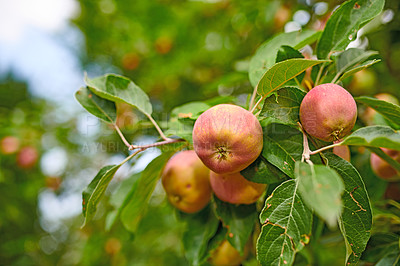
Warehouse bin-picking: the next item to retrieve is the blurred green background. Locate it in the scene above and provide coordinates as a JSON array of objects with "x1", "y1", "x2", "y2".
[{"x1": 0, "y1": 0, "x2": 399, "y2": 265}]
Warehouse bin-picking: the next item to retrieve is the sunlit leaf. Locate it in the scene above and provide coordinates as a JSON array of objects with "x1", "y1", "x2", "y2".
[
  {"x1": 82, "y1": 165, "x2": 121, "y2": 227},
  {"x1": 85, "y1": 73, "x2": 153, "y2": 115},
  {"x1": 120, "y1": 151, "x2": 175, "y2": 232},
  {"x1": 342, "y1": 126, "x2": 400, "y2": 151},
  {"x1": 257, "y1": 179, "x2": 312, "y2": 265},
  {"x1": 295, "y1": 162, "x2": 344, "y2": 227},
  {"x1": 249, "y1": 30, "x2": 321, "y2": 87},
  {"x1": 316, "y1": 0, "x2": 385, "y2": 59},
  {"x1": 356, "y1": 96, "x2": 400, "y2": 127},
  {"x1": 75, "y1": 87, "x2": 117, "y2": 123},
  {"x1": 257, "y1": 59, "x2": 328, "y2": 97}
]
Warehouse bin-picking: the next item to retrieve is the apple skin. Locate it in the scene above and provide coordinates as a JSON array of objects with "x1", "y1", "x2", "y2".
[
  {"x1": 209, "y1": 240, "x2": 246, "y2": 266},
  {"x1": 17, "y1": 146, "x2": 38, "y2": 169},
  {"x1": 210, "y1": 171, "x2": 266, "y2": 205},
  {"x1": 0, "y1": 136, "x2": 20, "y2": 155},
  {"x1": 161, "y1": 150, "x2": 212, "y2": 213},
  {"x1": 370, "y1": 148, "x2": 400, "y2": 180},
  {"x1": 300, "y1": 83, "x2": 357, "y2": 142},
  {"x1": 192, "y1": 104, "x2": 263, "y2": 174},
  {"x1": 333, "y1": 145, "x2": 351, "y2": 162}
]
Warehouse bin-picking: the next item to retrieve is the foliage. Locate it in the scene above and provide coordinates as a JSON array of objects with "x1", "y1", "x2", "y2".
[{"x1": 2, "y1": 0, "x2": 400, "y2": 265}]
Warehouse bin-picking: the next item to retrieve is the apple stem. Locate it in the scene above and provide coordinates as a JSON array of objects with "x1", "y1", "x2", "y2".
[
  {"x1": 299, "y1": 123, "x2": 313, "y2": 165},
  {"x1": 314, "y1": 64, "x2": 325, "y2": 86},
  {"x1": 250, "y1": 95, "x2": 266, "y2": 114},
  {"x1": 114, "y1": 124, "x2": 132, "y2": 148},
  {"x1": 129, "y1": 138, "x2": 185, "y2": 151},
  {"x1": 145, "y1": 113, "x2": 171, "y2": 141},
  {"x1": 249, "y1": 84, "x2": 259, "y2": 111},
  {"x1": 309, "y1": 142, "x2": 341, "y2": 155}
]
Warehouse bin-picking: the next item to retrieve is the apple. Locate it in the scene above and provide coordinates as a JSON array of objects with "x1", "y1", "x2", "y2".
[
  {"x1": 384, "y1": 182, "x2": 400, "y2": 201},
  {"x1": 17, "y1": 146, "x2": 38, "y2": 169},
  {"x1": 161, "y1": 150, "x2": 211, "y2": 213},
  {"x1": 299, "y1": 83, "x2": 357, "y2": 142},
  {"x1": 349, "y1": 69, "x2": 377, "y2": 96},
  {"x1": 332, "y1": 140, "x2": 350, "y2": 162},
  {"x1": 210, "y1": 171, "x2": 266, "y2": 205},
  {"x1": 192, "y1": 104, "x2": 263, "y2": 174},
  {"x1": 370, "y1": 148, "x2": 400, "y2": 180},
  {"x1": 0, "y1": 136, "x2": 20, "y2": 155},
  {"x1": 362, "y1": 93, "x2": 399, "y2": 126},
  {"x1": 209, "y1": 240, "x2": 246, "y2": 266}
]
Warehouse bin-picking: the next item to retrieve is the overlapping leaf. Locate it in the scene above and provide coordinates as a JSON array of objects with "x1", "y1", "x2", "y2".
[
  {"x1": 241, "y1": 156, "x2": 288, "y2": 184},
  {"x1": 295, "y1": 162, "x2": 344, "y2": 227},
  {"x1": 120, "y1": 151, "x2": 175, "y2": 232},
  {"x1": 180, "y1": 205, "x2": 220, "y2": 266},
  {"x1": 341, "y1": 125, "x2": 400, "y2": 150},
  {"x1": 356, "y1": 96, "x2": 400, "y2": 127},
  {"x1": 213, "y1": 197, "x2": 257, "y2": 255},
  {"x1": 257, "y1": 59, "x2": 328, "y2": 97},
  {"x1": 82, "y1": 165, "x2": 121, "y2": 227},
  {"x1": 317, "y1": 0, "x2": 385, "y2": 59},
  {"x1": 257, "y1": 179, "x2": 312, "y2": 265},
  {"x1": 325, "y1": 153, "x2": 372, "y2": 266},
  {"x1": 340, "y1": 59, "x2": 381, "y2": 81},
  {"x1": 249, "y1": 30, "x2": 321, "y2": 87},
  {"x1": 85, "y1": 73, "x2": 153, "y2": 115},
  {"x1": 75, "y1": 86, "x2": 117, "y2": 123},
  {"x1": 260, "y1": 87, "x2": 306, "y2": 126}
]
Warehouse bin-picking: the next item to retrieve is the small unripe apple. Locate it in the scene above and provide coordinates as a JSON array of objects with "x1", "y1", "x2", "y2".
[
  {"x1": 192, "y1": 104, "x2": 263, "y2": 174},
  {"x1": 349, "y1": 69, "x2": 377, "y2": 96},
  {"x1": 161, "y1": 150, "x2": 212, "y2": 213},
  {"x1": 370, "y1": 148, "x2": 400, "y2": 180},
  {"x1": 0, "y1": 136, "x2": 20, "y2": 155},
  {"x1": 300, "y1": 83, "x2": 357, "y2": 142},
  {"x1": 17, "y1": 146, "x2": 38, "y2": 169},
  {"x1": 209, "y1": 240, "x2": 246, "y2": 266},
  {"x1": 210, "y1": 171, "x2": 266, "y2": 205}
]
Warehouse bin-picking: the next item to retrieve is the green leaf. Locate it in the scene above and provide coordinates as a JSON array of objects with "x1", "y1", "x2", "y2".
[
  {"x1": 263, "y1": 136, "x2": 296, "y2": 178},
  {"x1": 75, "y1": 87, "x2": 117, "y2": 123},
  {"x1": 356, "y1": 96, "x2": 400, "y2": 127},
  {"x1": 339, "y1": 59, "x2": 381, "y2": 81},
  {"x1": 341, "y1": 126, "x2": 400, "y2": 151},
  {"x1": 324, "y1": 153, "x2": 372, "y2": 266},
  {"x1": 276, "y1": 45, "x2": 304, "y2": 63},
  {"x1": 82, "y1": 164, "x2": 121, "y2": 227},
  {"x1": 361, "y1": 233, "x2": 399, "y2": 264},
  {"x1": 333, "y1": 48, "x2": 378, "y2": 81},
  {"x1": 295, "y1": 162, "x2": 344, "y2": 227},
  {"x1": 120, "y1": 151, "x2": 175, "y2": 232},
  {"x1": 180, "y1": 205, "x2": 220, "y2": 266},
  {"x1": 213, "y1": 196, "x2": 257, "y2": 255},
  {"x1": 257, "y1": 179, "x2": 312, "y2": 265},
  {"x1": 316, "y1": 0, "x2": 385, "y2": 59},
  {"x1": 260, "y1": 87, "x2": 306, "y2": 126},
  {"x1": 257, "y1": 59, "x2": 328, "y2": 97},
  {"x1": 85, "y1": 73, "x2": 152, "y2": 115},
  {"x1": 105, "y1": 172, "x2": 141, "y2": 231},
  {"x1": 171, "y1": 101, "x2": 210, "y2": 120},
  {"x1": 249, "y1": 30, "x2": 321, "y2": 87},
  {"x1": 241, "y1": 156, "x2": 289, "y2": 184}
]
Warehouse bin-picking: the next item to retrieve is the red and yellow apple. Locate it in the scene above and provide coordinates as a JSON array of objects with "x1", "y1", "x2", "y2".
[
  {"x1": 17, "y1": 146, "x2": 38, "y2": 169},
  {"x1": 300, "y1": 83, "x2": 357, "y2": 142},
  {"x1": 210, "y1": 171, "x2": 266, "y2": 205},
  {"x1": 370, "y1": 148, "x2": 400, "y2": 180},
  {"x1": 161, "y1": 150, "x2": 212, "y2": 213},
  {"x1": 0, "y1": 136, "x2": 20, "y2": 155},
  {"x1": 192, "y1": 104, "x2": 263, "y2": 174}
]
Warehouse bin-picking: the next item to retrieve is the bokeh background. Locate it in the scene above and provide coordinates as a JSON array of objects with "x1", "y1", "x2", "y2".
[{"x1": 0, "y1": 0, "x2": 399, "y2": 265}]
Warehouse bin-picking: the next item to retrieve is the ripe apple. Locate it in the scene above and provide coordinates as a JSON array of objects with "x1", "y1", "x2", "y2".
[
  {"x1": 333, "y1": 145, "x2": 351, "y2": 162},
  {"x1": 209, "y1": 240, "x2": 246, "y2": 266},
  {"x1": 370, "y1": 148, "x2": 400, "y2": 180},
  {"x1": 299, "y1": 83, "x2": 357, "y2": 142},
  {"x1": 210, "y1": 171, "x2": 266, "y2": 205},
  {"x1": 161, "y1": 150, "x2": 212, "y2": 213},
  {"x1": 192, "y1": 104, "x2": 263, "y2": 174},
  {"x1": 0, "y1": 136, "x2": 20, "y2": 155},
  {"x1": 17, "y1": 146, "x2": 38, "y2": 169}
]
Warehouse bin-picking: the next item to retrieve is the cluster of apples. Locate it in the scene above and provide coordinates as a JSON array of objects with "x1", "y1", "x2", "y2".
[{"x1": 161, "y1": 104, "x2": 265, "y2": 214}]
